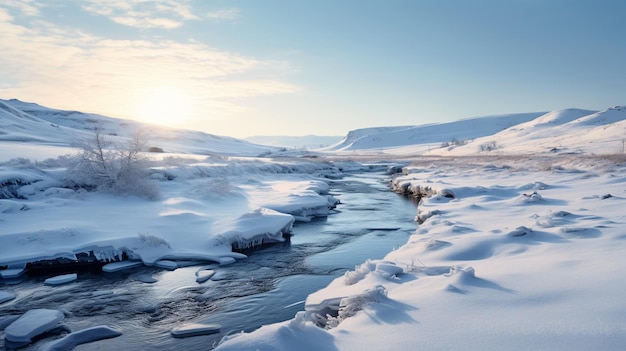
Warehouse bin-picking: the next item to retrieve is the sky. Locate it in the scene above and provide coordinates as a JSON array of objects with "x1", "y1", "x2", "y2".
[{"x1": 1, "y1": 0, "x2": 625, "y2": 138}]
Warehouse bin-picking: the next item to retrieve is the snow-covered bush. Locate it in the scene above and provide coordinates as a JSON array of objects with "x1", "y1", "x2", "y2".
[
  {"x1": 325, "y1": 285, "x2": 388, "y2": 329},
  {"x1": 479, "y1": 141, "x2": 498, "y2": 152},
  {"x1": 138, "y1": 233, "x2": 171, "y2": 248},
  {"x1": 65, "y1": 128, "x2": 160, "y2": 199}
]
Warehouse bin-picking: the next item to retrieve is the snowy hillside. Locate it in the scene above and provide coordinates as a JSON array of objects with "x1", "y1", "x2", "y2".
[
  {"x1": 324, "y1": 106, "x2": 626, "y2": 156},
  {"x1": 0, "y1": 99, "x2": 279, "y2": 157},
  {"x1": 324, "y1": 112, "x2": 545, "y2": 151},
  {"x1": 432, "y1": 106, "x2": 626, "y2": 156}
]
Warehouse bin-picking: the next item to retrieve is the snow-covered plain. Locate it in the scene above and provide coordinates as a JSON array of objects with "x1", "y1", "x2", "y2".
[{"x1": 2, "y1": 99, "x2": 626, "y2": 349}]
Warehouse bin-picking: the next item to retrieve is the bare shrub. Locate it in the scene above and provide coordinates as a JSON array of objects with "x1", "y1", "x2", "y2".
[
  {"x1": 479, "y1": 141, "x2": 498, "y2": 152},
  {"x1": 65, "y1": 127, "x2": 160, "y2": 199}
]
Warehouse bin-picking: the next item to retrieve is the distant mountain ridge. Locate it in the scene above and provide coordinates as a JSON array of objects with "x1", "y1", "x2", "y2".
[{"x1": 0, "y1": 98, "x2": 279, "y2": 156}]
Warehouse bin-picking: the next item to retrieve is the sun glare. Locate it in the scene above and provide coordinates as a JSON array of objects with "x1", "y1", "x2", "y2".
[{"x1": 136, "y1": 86, "x2": 193, "y2": 127}]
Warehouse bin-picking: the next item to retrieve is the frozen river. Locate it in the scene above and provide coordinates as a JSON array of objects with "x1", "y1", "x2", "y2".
[{"x1": 1, "y1": 172, "x2": 418, "y2": 350}]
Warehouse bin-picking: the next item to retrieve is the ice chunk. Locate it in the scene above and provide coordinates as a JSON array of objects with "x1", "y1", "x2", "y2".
[
  {"x1": 0, "y1": 315, "x2": 21, "y2": 329},
  {"x1": 0, "y1": 268, "x2": 26, "y2": 279},
  {"x1": 154, "y1": 260, "x2": 178, "y2": 270},
  {"x1": 102, "y1": 261, "x2": 143, "y2": 272},
  {"x1": 135, "y1": 273, "x2": 157, "y2": 284},
  {"x1": 170, "y1": 322, "x2": 221, "y2": 338},
  {"x1": 0, "y1": 290, "x2": 16, "y2": 304},
  {"x1": 39, "y1": 325, "x2": 122, "y2": 351},
  {"x1": 44, "y1": 273, "x2": 77, "y2": 286},
  {"x1": 5, "y1": 309, "x2": 64, "y2": 342},
  {"x1": 218, "y1": 257, "x2": 236, "y2": 265},
  {"x1": 195, "y1": 267, "x2": 215, "y2": 283}
]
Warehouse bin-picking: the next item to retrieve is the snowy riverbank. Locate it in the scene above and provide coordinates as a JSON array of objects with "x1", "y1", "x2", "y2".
[
  {"x1": 214, "y1": 155, "x2": 626, "y2": 350},
  {"x1": 0, "y1": 157, "x2": 362, "y2": 277}
]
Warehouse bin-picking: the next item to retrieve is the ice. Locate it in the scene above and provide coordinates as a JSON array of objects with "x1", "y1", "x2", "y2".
[
  {"x1": 0, "y1": 268, "x2": 26, "y2": 279},
  {"x1": 44, "y1": 273, "x2": 77, "y2": 286},
  {"x1": 195, "y1": 267, "x2": 215, "y2": 283},
  {"x1": 102, "y1": 261, "x2": 144, "y2": 273},
  {"x1": 154, "y1": 259, "x2": 178, "y2": 270},
  {"x1": 170, "y1": 322, "x2": 221, "y2": 338},
  {"x1": 0, "y1": 290, "x2": 16, "y2": 304},
  {"x1": 38, "y1": 325, "x2": 122, "y2": 351},
  {"x1": 5, "y1": 309, "x2": 64, "y2": 343}
]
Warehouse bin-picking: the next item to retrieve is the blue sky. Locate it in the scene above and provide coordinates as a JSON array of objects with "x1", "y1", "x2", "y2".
[{"x1": 1, "y1": 0, "x2": 625, "y2": 138}]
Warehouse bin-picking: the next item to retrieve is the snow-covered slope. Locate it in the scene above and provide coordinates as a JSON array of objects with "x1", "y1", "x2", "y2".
[
  {"x1": 324, "y1": 112, "x2": 545, "y2": 151},
  {"x1": 324, "y1": 106, "x2": 626, "y2": 156},
  {"x1": 0, "y1": 99, "x2": 278, "y2": 157},
  {"x1": 433, "y1": 106, "x2": 626, "y2": 155}
]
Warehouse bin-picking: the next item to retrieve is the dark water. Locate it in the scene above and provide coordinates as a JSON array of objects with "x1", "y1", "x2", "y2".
[{"x1": 0, "y1": 172, "x2": 417, "y2": 350}]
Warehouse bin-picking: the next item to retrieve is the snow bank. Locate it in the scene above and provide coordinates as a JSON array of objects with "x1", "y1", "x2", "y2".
[
  {"x1": 0, "y1": 154, "x2": 343, "y2": 273},
  {"x1": 214, "y1": 156, "x2": 626, "y2": 350}
]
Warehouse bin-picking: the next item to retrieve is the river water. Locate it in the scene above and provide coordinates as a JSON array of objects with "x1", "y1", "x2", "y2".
[{"x1": 0, "y1": 172, "x2": 417, "y2": 350}]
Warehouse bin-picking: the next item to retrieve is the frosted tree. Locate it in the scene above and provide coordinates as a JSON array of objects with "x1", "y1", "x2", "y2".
[{"x1": 66, "y1": 127, "x2": 160, "y2": 199}]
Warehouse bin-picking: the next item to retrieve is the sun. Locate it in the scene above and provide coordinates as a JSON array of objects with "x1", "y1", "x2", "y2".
[{"x1": 135, "y1": 86, "x2": 193, "y2": 127}]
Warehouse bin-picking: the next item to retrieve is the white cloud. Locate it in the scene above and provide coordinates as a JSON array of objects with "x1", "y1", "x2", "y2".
[
  {"x1": 82, "y1": 0, "x2": 199, "y2": 29},
  {"x1": 0, "y1": 11, "x2": 299, "y2": 125},
  {"x1": 205, "y1": 8, "x2": 240, "y2": 20},
  {"x1": 0, "y1": 0, "x2": 42, "y2": 17}
]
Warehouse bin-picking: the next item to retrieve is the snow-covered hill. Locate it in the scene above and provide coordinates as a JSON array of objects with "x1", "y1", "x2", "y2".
[
  {"x1": 324, "y1": 106, "x2": 626, "y2": 156},
  {"x1": 0, "y1": 99, "x2": 279, "y2": 157},
  {"x1": 433, "y1": 106, "x2": 626, "y2": 156},
  {"x1": 324, "y1": 112, "x2": 545, "y2": 151}
]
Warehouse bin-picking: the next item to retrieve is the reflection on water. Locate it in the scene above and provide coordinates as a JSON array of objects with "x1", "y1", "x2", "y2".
[{"x1": 0, "y1": 172, "x2": 417, "y2": 351}]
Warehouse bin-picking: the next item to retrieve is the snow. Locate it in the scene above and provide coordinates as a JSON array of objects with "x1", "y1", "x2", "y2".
[
  {"x1": 2, "y1": 98, "x2": 626, "y2": 350},
  {"x1": 4, "y1": 309, "x2": 65, "y2": 343},
  {"x1": 38, "y1": 325, "x2": 122, "y2": 351},
  {"x1": 215, "y1": 155, "x2": 626, "y2": 350},
  {"x1": 44, "y1": 273, "x2": 77, "y2": 286}
]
